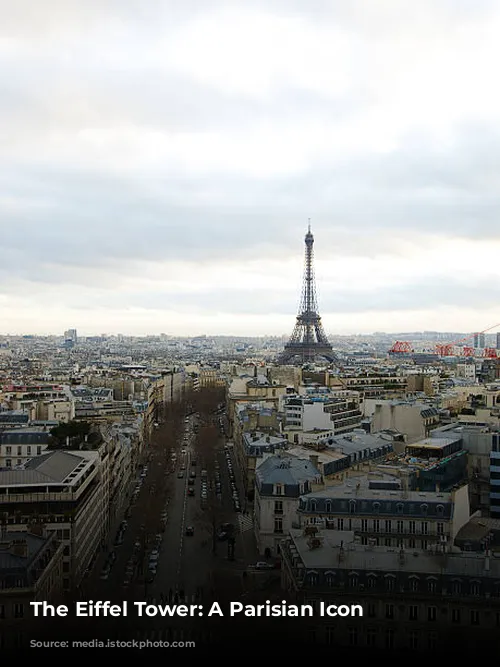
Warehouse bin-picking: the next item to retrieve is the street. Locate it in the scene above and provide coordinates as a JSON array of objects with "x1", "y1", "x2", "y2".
[{"x1": 81, "y1": 398, "x2": 262, "y2": 642}]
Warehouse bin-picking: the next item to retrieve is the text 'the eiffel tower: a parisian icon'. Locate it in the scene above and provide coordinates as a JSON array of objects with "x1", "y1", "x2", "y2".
[{"x1": 278, "y1": 223, "x2": 336, "y2": 364}]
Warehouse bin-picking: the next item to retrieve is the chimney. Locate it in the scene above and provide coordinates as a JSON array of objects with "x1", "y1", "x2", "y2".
[
  {"x1": 309, "y1": 454, "x2": 319, "y2": 468},
  {"x1": 10, "y1": 539, "x2": 28, "y2": 558}
]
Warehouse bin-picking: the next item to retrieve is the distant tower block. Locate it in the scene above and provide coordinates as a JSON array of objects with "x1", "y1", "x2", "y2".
[{"x1": 278, "y1": 224, "x2": 336, "y2": 365}]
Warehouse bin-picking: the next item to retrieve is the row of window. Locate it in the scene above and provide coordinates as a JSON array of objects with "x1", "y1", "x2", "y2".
[
  {"x1": 304, "y1": 500, "x2": 445, "y2": 515},
  {"x1": 304, "y1": 572, "x2": 491, "y2": 596},
  {"x1": 307, "y1": 599, "x2": 498, "y2": 627},
  {"x1": 315, "y1": 626, "x2": 438, "y2": 650},
  {"x1": 311, "y1": 516, "x2": 445, "y2": 534},
  {"x1": 2, "y1": 445, "x2": 43, "y2": 456}
]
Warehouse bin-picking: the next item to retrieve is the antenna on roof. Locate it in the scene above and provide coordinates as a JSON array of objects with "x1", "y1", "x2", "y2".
[{"x1": 307, "y1": 218, "x2": 311, "y2": 232}]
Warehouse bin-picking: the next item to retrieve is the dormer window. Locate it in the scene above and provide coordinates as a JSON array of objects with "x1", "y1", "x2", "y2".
[
  {"x1": 397, "y1": 503, "x2": 404, "y2": 514},
  {"x1": 325, "y1": 501, "x2": 332, "y2": 513},
  {"x1": 274, "y1": 484, "x2": 284, "y2": 496},
  {"x1": 373, "y1": 502, "x2": 381, "y2": 513},
  {"x1": 420, "y1": 503, "x2": 428, "y2": 515},
  {"x1": 310, "y1": 500, "x2": 317, "y2": 512},
  {"x1": 436, "y1": 504, "x2": 444, "y2": 516},
  {"x1": 349, "y1": 500, "x2": 356, "y2": 514}
]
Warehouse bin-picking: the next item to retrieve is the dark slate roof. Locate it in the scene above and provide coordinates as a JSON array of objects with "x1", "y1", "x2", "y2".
[
  {"x1": 0, "y1": 431, "x2": 50, "y2": 445},
  {"x1": 0, "y1": 531, "x2": 48, "y2": 570},
  {"x1": 0, "y1": 450, "x2": 87, "y2": 486},
  {"x1": 256, "y1": 455, "x2": 321, "y2": 486}
]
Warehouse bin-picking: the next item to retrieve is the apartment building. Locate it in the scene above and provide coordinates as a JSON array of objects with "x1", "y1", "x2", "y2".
[
  {"x1": 0, "y1": 528, "x2": 64, "y2": 649},
  {"x1": 281, "y1": 391, "x2": 362, "y2": 438},
  {"x1": 0, "y1": 429, "x2": 50, "y2": 468},
  {"x1": 281, "y1": 528, "x2": 500, "y2": 651},
  {"x1": 237, "y1": 430, "x2": 287, "y2": 496},
  {"x1": 490, "y1": 432, "x2": 500, "y2": 518},
  {"x1": 254, "y1": 454, "x2": 323, "y2": 556},
  {"x1": 369, "y1": 400, "x2": 441, "y2": 442},
  {"x1": 0, "y1": 449, "x2": 107, "y2": 590},
  {"x1": 297, "y1": 474, "x2": 470, "y2": 550}
]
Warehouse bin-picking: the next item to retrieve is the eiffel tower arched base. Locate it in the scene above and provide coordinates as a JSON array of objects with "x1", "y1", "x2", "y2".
[{"x1": 277, "y1": 343, "x2": 337, "y2": 365}]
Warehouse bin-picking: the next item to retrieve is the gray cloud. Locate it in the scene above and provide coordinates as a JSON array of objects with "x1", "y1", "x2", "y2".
[{"x1": 1, "y1": 1, "x2": 500, "y2": 332}]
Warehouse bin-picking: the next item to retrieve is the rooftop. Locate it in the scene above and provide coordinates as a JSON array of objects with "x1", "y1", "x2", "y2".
[
  {"x1": 256, "y1": 454, "x2": 321, "y2": 486},
  {"x1": 286, "y1": 529, "x2": 500, "y2": 577},
  {"x1": 0, "y1": 530, "x2": 52, "y2": 571},
  {"x1": 0, "y1": 449, "x2": 97, "y2": 487}
]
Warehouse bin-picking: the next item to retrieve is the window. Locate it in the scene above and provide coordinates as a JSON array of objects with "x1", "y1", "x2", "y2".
[
  {"x1": 397, "y1": 520, "x2": 404, "y2": 533},
  {"x1": 367, "y1": 603, "x2": 376, "y2": 618},
  {"x1": 37, "y1": 446, "x2": 42, "y2": 455},
  {"x1": 385, "y1": 519, "x2": 392, "y2": 532},
  {"x1": 428, "y1": 579, "x2": 436, "y2": 593},
  {"x1": 409, "y1": 606, "x2": 418, "y2": 620},
  {"x1": 27, "y1": 446, "x2": 31, "y2": 455},
  {"x1": 421, "y1": 540, "x2": 428, "y2": 550},
  {"x1": 373, "y1": 519, "x2": 380, "y2": 533},
  {"x1": 386, "y1": 577, "x2": 395, "y2": 592},
  {"x1": 409, "y1": 521, "x2": 416, "y2": 534},
  {"x1": 349, "y1": 500, "x2": 356, "y2": 514},
  {"x1": 385, "y1": 538, "x2": 391, "y2": 546},
  {"x1": 427, "y1": 606, "x2": 437, "y2": 622},
  {"x1": 325, "y1": 501, "x2": 331, "y2": 513},
  {"x1": 274, "y1": 518, "x2": 283, "y2": 534},
  {"x1": 367, "y1": 575, "x2": 376, "y2": 589},
  {"x1": 366, "y1": 628, "x2": 377, "y2": 647},
  {"x1": 17, "y1": 446, "x2": 22, "y2": 455},
  {"x1": 421, "y1": 522, "x2": 428, "y2": 535},
  {"x1": 470, "y1": 582, "x2": 480, "y2": 596},
  {"x1": 409, "y1": 631, "x2": 419, "y2": 650},
  {"x1": 451, "y1": 609, "x2": 461, "y2": 624},
  {"x1": 385, "y1": 629, "x2": 394, "y2": 649},
  {"x1": 437, "y1": 522, "x2": 444, "y2": 535},
  {"x1": 409, "y1": 538, "x2": 416, "y2": 549},
  {"x1": 349, "y1": 574, "x2": 358, "y2": 588},
  {"x1": 373, "y1": 502, "x2": 381, "y2": 513},
  {"x1": 325, "y1": 573, "x2": 335, "y2": 587},
  {"x1": 452, "y1": 580, "x2": 461, "y2": 595},
  {"x1": 420, "y1": 504, "x2": 428, "y2": 515},
  {"x1": 5, "y1": 446, "x2": 11, "y2": 455},
  {"x1": 14, "y1": 603, "x2": 24, "y2": 619},
  {"x1": 326, "y1": 627, "x2": 335, "y2": 645},
  {"x1": 397, "y1": 503, "x2": 403, "y2": 514},
  {"x1": 6, "y1": 459, "x2": 11, "y2": 467},
  {"x1": 470, "y1": 610, "x2": 479, "y2": 626},
  {"x1": 274, "y1": 501, "x2": 283, "y2": 515},
  {"x1": 386, "y1": 604, "x2": 394, "y2": 619},
  {"x1": 349, "y1": 627, "x2": 358, "y2": 646},
  {"x1": 338, "y1": 518, "x2": 344, "y2": 530},
  {"x1": 427, "y1": 632, "x2": 438, "y2": 650},
  {"x1": 275, "y1": 484, "x2": 284, "y2": 496},
  {"x1": 436, "y1": 504, "x2": 444, "y2": 516},
  {"x1": 361, "y1": 519, "x2": 368, "y2": 532},
  {"x1": 17, "y1": 459, "x2": 21, "y2": 466},
  {"x1": 410, "y1": 578, "x2": 419, "y2": 592}
]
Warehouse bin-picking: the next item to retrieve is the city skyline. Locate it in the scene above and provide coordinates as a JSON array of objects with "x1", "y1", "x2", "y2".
[{"x1": 1, "y1": 1, "x2": 500, "y2": 336}]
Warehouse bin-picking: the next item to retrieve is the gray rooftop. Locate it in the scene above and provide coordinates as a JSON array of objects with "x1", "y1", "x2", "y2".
[
  {"x1": 256, "y1": 454, "x2": 321, "y2": 486},
  {"x1": 302, "y1": 474, "x2": 453, "y2": 503},
  {"x1": 0, "y1": 530, "x2": 49, "y2": 570},
  {"x1": 0, "y1": 430, "x2": 50, "y2": 445},
  {"x1": 287, "y1": 529, "x2": 500, "y2": 577},
  {"x1": 0, "y1": 450, "x2": 89, "y2": 486}
]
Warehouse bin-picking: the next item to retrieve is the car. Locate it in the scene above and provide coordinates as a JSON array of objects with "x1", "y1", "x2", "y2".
[
  {"x1": 125, "y1": 565, "x2": 134, "y2": 576},
  {"x1": 177, "y1": 471, "x2": 184, "y2": 479},
  {"x1": 188, "y1": 488, "x2": 194, "y2": 496},
  {"x1": 100, "y1": 570, "x2": 109, "y2": 580},
  {"x1": 190, "y1": 471, "x2": 196, "y2": 478},
  {"x1": 181, "y1": 464, "x2": 186, "y2": 471},
  {"x1": 185, "y1": 526, "x2": 194, "y2": 536},
  {"x1": 150, "y1": 549, "x2": 159, "y2": 559},
  {"x1": 191, "y1": 460, "x2": 197, "y2": 467},
  {"x1": 188, "y1": 478, "x2": 195, "y2": 486},
  {"x1": 155, "y1": 534, "x2": 162, "y2": 546},
  {"x1": 254, "y1": 562, "x2": 274, "y2": 570},
  {"x1": 134, "y1": 540, "x2": 141, "y2": 551}
]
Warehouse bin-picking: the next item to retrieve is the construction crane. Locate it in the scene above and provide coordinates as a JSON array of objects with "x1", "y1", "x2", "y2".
[
  {"x1": 435, "y1": 322, "x2": 500, "y2": 357},
  {"x1": 388, "y1": 341, "x2": 413, "y2": 355}
]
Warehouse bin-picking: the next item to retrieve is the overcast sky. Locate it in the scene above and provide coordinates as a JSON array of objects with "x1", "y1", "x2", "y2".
[{"x1": 1, "y1": 0, "x2": 500, "y2": 337}]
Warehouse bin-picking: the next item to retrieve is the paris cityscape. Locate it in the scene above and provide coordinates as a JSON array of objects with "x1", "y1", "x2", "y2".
[{"x1": 2, "y1": 0, "x2": 500, "y2": 656}]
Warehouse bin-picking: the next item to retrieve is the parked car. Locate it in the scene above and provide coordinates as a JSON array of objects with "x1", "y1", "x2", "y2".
[{"x1": 185, "y1": 526, "x2": 194, "y2": 536}]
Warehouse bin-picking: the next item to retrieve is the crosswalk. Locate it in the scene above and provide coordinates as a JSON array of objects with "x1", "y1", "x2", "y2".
[
  {"x1": 238, "y1": 514, "x2": 254, "y2": 533},
  {"x1": 135, "y1": 628, "x2": 206, "y2": 643}
]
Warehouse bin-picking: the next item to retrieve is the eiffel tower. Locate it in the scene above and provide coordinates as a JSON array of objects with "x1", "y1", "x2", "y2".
[{"x1": 278, "y1": 223, "x2": 336, "y2": 364}]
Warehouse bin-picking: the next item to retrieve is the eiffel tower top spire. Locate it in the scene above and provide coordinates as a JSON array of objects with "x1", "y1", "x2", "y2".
[{"x1": 278, "y1": 224, "x2": 336, "y2": 365}]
